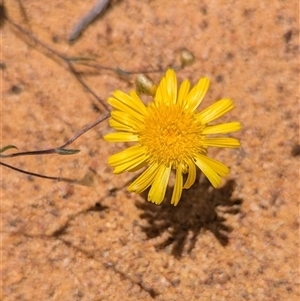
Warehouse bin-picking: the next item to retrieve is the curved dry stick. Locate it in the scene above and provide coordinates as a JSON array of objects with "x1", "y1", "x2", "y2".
[
  {"x1": 0, "y1": 161, "x2": 76, "y2": 183},
  {"x1": 6, "y1": 15, "x2": 111, "y2": 111},
  {"x1": 1, "y1": 113, "x2": 110, "y2": 159},
  {"x1": 69, "y1": 0, "x2": 110, "y2": 42}
]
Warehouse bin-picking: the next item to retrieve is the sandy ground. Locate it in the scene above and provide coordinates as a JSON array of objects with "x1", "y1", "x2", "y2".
[{"x1": 1, "y1": 0, "x2": 299, "y2": 300}]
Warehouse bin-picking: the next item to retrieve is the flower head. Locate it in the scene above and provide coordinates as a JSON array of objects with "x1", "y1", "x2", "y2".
[{"x1": 104, "y1": 69, "x2": 241, "y2": 205}]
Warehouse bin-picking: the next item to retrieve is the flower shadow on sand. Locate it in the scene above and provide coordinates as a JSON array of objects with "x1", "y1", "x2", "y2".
[{"x1": 135, "y1": 177, "x2": 242, "y2": 259}]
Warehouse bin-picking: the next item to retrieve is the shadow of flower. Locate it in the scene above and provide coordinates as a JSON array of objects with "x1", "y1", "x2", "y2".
[{"x1": 135, "y1": 178, "x2": 242, "y2": 259}]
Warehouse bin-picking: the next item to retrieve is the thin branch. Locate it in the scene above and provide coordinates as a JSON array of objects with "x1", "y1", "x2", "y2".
[
  {"x1": 0, "y1": 161, "x2": 77, "y2": 183},
  {"x1": 76, "y1": 60, "x2": 164, "y2": 76},
  {"x1": 60, "y1": 112, "x2": 110, "y2": 148},
  {"x1": 6, "y1": 15, "x2": 110, "y2": 111},
  {"x1": 1, "y1": 113, "x2": 110, "y2": 158},
  {"x1": 68, "y1": 63, "x2": 110, "y2": 110}
]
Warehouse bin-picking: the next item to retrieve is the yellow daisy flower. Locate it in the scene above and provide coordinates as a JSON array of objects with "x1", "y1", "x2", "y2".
[{"x1": 104, "y1": 69, "x2": 241, "y2": 206}]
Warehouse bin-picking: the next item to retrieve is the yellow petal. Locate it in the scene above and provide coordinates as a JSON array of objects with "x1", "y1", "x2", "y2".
[
  {"x1": 128, "y1": 163, "x2": 160, "y2": 193},
  {"x1": 129, "y1": 91, "x2": 148, "y2": 114},
  {"x1": 202, "y1": 122, "x2": 241, "y2": 134},
  {"x1": 108, "y1": 95, "x2": 145, "y2": 124},
  {"x1": 127, "y1": 161, "x2": 149, "y2": 172},
  {"x1": 177, "y1": 79, "x2": 190, "y2": 107},
  {"x1": 154, "y1": 76, "x2": 165, "y2": 105},
  {"x1": 197, "y1": 98, "x2": 234, "y2": 124},
  {"x1": 155, "y1": 69, "x2": 177, "y2": 105},
  {"x1": 183, "y1": 159, "x2": 196, "y2": 189},
  {"x1": 110, "y1": 110, "x2": 144, "y2": 131},
  {"x1": 199, "y1": 154, "x2": 229, "y2": 177},
  {"x1": 165, "y1": 69, "x2": 177, "y2": 105},
  {"x1": 184, "y1": 77, "x2": 210, "y2": 112},
  {"x1": 201, "y1": 138, "x2": 241, "y2": 148},
  {"x1": 148, "y1": 165, "x2": 171, "y2": 204},
  {"x1": 109, "y1": 119, "x2": 133, "y2": 132},
  {"x1": 114, "y1": 90, "x2": 146, "y2": 115},
  {"x1": 113, "y1": 154, "x2": 148, "y2": 174},
  {"x1": 104, "y1": 132, "x2": 139, "y2": 142},
  {"x1": 108, "y1": 145, "x2": 146, "y2": 167},
  {"x1": 171, "y1": 166, "x2": 183, "y2": 206},
  {"x1": 194, "y1": 154, "x2": 229, "y2": 187}
]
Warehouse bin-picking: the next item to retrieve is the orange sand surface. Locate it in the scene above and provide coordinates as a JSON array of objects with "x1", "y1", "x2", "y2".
[{"x1": 2, "y1": 1, "x2": 299, "y2": 300}]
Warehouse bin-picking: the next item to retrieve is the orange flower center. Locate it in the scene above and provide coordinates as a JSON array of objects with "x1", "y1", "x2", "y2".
[{"x1": 139, "y1": 103, "x2": 206, "y2": 167}]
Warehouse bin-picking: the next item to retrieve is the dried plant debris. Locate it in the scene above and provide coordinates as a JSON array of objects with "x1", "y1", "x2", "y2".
[
  {"x1": 291, "y1": 144, "x2": 300, "y2": 157},
  {"x1": 69, "y1": 0, "x2": 111, "y2": 42}
]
